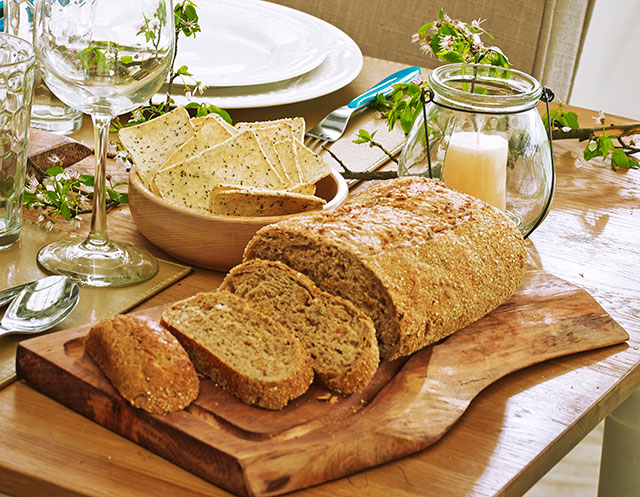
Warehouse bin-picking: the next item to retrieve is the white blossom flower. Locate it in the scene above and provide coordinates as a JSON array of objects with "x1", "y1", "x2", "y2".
[
  {"x1": 419, "y1": 41, "x2": 432, "y2": 56},
  {"x1": 183, "y1": 20, "x2": 197, "y2": 31},
  {"x1": 439, "y1": 35, "x2": 454, "y2": 51},
  {"x1": 561, "y1": 126, "x2": 572, "y2": 132},
  {"x1": 71, "y1": 216, "x2": 82, "y2": 230},
  {"x1": 593, "y1": 110, "x2": 605, "y2": 125},
  {"x1": 36, "y1": 214, "x2": 46, "y2": 224},
  {"x1": 63, "y1": 169, "x2": 80, "y2": 181},
  {"x1": 26, "y1": 174, "x2": 40, "y2": 193},
  {"x1": 132, "y1": 108, "x2": 144, "y2": 122},
  {"x1": 43, "y1": 220, "x2": 55, "y2": 232},
  {"x1": 184, "y1": 90, "x2": 192, "y2": 99},
  {"x1": 443, "y1": 14, "x2": 452, "y2": 23},
  {"x1": 471, "y1": 19, "x2": 485, "y2": 28},
  {"x1": 115, "y1": 151, "x2": 132, "y2": 169},
  {"x1": 149, "y1": 19, "x2": 160, "y2": 31},
  {"x1": 471, "y1": 34, "x2": 483, "y2": 50},
  {"x1": 411, "y1": 33, "x2": 421, "y2": 43}
]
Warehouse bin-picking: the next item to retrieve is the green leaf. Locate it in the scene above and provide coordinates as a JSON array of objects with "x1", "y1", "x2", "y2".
[
  {"x1": 107, "y1": 189, "x2": 121, "y2": 202},
  {"x1": 46, "y1": 166, "x2": 64, "y2": 176},
  {"x1": 611, "y1": 149, "x2": 630, "y2": 170},
  {"x1": 60, "y1": 202, "x2": 71, "y2": 221},
  {"x1": 79, "y1": 175, "x2": 94, "y2": 187},
  {"x1": 563, "y1": 112, "x2": 580, "y2": 129},
  {"x1": 121, "y1": 55, "x2": 133, "y2": 64},
  {"x1": 118, "y1": 193, "x2": 129, "y2": 204},
  {"x1": 441, "y1": 51, "x2": 465, "y2": 63}
]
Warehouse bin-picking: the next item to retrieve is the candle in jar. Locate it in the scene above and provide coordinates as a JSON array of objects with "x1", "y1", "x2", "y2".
[{"x1": 442, "y1": 131, "x2": 508, "y2": 210}]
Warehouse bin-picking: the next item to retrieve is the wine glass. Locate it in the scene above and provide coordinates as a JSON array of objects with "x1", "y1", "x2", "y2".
[{"x1": 33, "y1": 0, "x2": 175, "y2": 287}]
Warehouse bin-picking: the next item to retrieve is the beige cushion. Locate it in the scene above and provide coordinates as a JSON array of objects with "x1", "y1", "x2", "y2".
[{"x1": 268, "y1": 0, "x2": 594, "y2": 100}]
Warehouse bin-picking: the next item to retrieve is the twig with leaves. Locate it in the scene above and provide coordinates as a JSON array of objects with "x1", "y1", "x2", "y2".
[{"x1": 23, "y1": 166, "x2": 128, "y2": 231}]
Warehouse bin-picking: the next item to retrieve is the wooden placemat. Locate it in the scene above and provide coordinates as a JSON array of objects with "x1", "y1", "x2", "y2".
[{"x1": 0, "y1": 221, "x2": 192, "y2": 388}]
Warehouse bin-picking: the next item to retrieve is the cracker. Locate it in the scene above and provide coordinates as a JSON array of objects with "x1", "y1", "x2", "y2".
[
  {"x1": 235, "y1": 117, "x2": 305, "y2": 142},
  {"x1": 161, "y1": 117, "x2": 234, "y2": 171},
  {"x1": 294, "y1": 138, "x2": 332, "y2": 185},
  {"x1": 153, "y1": 130, "x2": 287, "y2": 211},
  {"x1": 236, "y1": 123, "x2": 298, "y2": 184},
  {"x1": 273, "y1": 138, "x2": 304, "y2": 184},
  {"x1": 210, "y1": 185, "x2": 326, "y2": 216},
  {"x1": 119, "y1": 107, "x2": 195, "y2": 189},
  {"x1": 192, "y1": 113, "x2": 237, "y2": 135}
]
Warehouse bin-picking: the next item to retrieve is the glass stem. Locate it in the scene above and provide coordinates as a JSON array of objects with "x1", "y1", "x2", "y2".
[{"x1": 84, "y1": 114, "x2": 112, "y2": 248}]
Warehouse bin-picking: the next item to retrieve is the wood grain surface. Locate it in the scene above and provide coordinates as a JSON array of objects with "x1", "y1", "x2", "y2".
[
  {"x1": 1, "y1": 57, "x2": 640, "y2": 497},
  {"x1": 15, "y1": 269, "x2": 628, "y2": 497}
]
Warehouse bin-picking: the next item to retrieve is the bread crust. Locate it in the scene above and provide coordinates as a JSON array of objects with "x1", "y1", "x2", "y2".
[
  {"x1": 161, "y1": 291, "x2": 313, "y2": 410},
  {"x1": 220, "y1": 259, "x2": 379, "y2": 394},
  {"x1": 244, "y1": 177, "x2": 527, "y2": 360},
  {"x1": 84, "y1": 314, "x2": 199, "y2": 414}
]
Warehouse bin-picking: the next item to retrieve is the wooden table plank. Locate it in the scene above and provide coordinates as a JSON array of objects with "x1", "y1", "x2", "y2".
[{"x1": 1, "y1": 58, "x2": 640, "y2": 497}]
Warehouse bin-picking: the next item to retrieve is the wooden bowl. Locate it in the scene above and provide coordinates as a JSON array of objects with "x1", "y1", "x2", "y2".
[{"x1": 128, "y1": 168, "x2": 348, "y2": 271}]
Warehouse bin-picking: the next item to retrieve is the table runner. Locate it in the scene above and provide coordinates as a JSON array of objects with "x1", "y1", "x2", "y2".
[{"x1": 0, "y1": 221, "x2": 192, "y2": 387}]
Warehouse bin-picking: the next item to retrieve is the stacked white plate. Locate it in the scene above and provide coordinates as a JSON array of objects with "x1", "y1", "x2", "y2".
[{"x1": 166, "y1": 0, "x2": 363, "y2": 109}]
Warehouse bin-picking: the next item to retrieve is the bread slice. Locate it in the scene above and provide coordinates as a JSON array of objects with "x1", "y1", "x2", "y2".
[
  {"x1": 219, "y1": 259, "x2": 379, "y2": 394},
  {"x1": 160, "y1": 291, "x2": 313, "y2": 410},
  {"x1": 244, "y1": 177, "x2": 527, "y2": 360},
  {"x1": 84, "y1": 314, "x2": 199, "y2": 414}
]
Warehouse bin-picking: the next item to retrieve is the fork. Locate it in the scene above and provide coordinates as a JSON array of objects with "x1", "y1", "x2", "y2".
[{"x1": 304, "y1": 66, "x2": 421, "y2": 152}]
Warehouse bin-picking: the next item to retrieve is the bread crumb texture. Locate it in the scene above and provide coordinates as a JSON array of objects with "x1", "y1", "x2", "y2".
[
  {"x1": 244, "y1": 177, "x2": 527, "y2": 360},
  {"x1": 220, "y1": 259, "x2": 379, "y2": 394},
  {"x1": 84, "y1": 314, "x2": 199, "y2": 414},
  {"x1": 161, "y1": 290, "x2": 313, "y2": 410}
]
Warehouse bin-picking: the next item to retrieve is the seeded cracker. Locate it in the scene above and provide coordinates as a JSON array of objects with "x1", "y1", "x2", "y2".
[
  {"x1": 210, "y1": 185, "x2": 326, "y2": 216},
  {"x1": 294, "y1": 138, "x2": 332, "y2": 185},
  {"x1": 192, "y1": 113, "x2": 237, "y2": 135},
  {"x1": 119, "y1": 107, "x2": 195, "y2": 189},
  {"x1": 236, "y1": 117, "x2": 305, "y2": 142},
  {"x1": 236, "y1": 122, "x2": 298, "y2": 184},
  {"x1": 154, "y1": 130, "x2": 287, "y2": 211},
  {"x1": 159, "y1": 117, "x2": 235, "y2": 172}
]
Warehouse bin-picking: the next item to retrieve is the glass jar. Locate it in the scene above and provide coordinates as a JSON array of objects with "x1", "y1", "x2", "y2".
[{"x1": 398, "y1": 63, "x2": 554, "y2": 238}]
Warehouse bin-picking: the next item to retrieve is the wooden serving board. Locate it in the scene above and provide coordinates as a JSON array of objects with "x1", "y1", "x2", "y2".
[{"x1": 16, "y1": 269, "x2": 628, "y2": 497}]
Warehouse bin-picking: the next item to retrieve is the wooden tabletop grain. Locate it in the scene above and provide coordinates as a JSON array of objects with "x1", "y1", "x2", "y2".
[{"x1": 1, "y1": 56, "x2": 639, "y2": 497}]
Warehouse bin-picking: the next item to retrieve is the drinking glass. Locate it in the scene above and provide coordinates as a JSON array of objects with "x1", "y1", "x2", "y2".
[
  {"x1": 34, "y1": 0, "x2": 175, "y2": 287},
  {"x1": 4, "y1": 0, "x2": 83, "y2": 134}
]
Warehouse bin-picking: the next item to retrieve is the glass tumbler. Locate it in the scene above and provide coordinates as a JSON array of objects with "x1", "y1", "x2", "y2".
[
  {"x1": 398, "y1": 63, "x2": 555, "y2": 238},
  {"x1": 3, "y1": 0, "x2": 82, "y2": 134},
  {"x1": 0, "y1": 32, "x2": 35, "y2": 249}
]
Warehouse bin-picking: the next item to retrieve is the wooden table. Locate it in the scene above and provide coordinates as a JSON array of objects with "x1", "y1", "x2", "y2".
[{"x1": 1, "y1": 56, "x2": 640, "y2": 497}]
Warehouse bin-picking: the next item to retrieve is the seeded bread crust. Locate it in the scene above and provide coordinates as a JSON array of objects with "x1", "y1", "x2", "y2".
[
  {"x1": 160, "y1": 291, "x2": 313, "y2": 410},
  {"x1": 84, "y1": 314, "x2": 199, "y2": 414},
  {"x1": 220, "y1": 259, "x2": 379, "y2": 394},
  {"x1": 243, "y1": 177, "x2": 527, "y2": 360}
]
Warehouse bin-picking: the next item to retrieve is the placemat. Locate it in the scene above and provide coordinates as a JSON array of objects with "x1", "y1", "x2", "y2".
[{"x1": 0, "y1": 221, "x2": 192, "y2": 388}]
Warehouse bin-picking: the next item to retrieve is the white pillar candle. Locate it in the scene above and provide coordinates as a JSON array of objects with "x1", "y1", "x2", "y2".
[{"x1": 442, "y1": 131, "x2": 508, "y2": 210}]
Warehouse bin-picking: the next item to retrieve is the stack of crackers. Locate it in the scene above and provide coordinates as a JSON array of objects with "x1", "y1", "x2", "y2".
[{"x1": 119, "y1": 107, "x2": 332, "y2": 216}]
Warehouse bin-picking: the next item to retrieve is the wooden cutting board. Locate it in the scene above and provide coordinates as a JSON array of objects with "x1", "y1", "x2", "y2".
[{"x1": 16, "y1": 269, "x2": 628, "y2": 497}]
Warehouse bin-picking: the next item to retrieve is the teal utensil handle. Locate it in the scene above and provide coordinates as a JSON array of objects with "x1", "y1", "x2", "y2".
[{"x1": 348, "y1": 66, "x2": 421, "y2": 110}]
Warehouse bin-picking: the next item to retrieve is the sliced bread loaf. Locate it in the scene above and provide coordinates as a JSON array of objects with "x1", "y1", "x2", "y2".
[
  {"x1": 160, "y1": 290, "x2": 313, "y2": 410},
  {"x1": 243, "y1": 177, "x2": 527, "y2": 360},
  {"x1": 84, "y1": 314, "x2": 199, "y2": 414},
  {"x1": 220, "y1": 259, "x2": 379, "y2": 394}
]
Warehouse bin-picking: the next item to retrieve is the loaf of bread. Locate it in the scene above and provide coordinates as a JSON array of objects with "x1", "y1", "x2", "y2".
[
  {"x1": 220, "y1": 259, "x2": 379, "y2": 394},
  {"x1": 244, "y1": 177, "x2": 527, "y2": 360},
  {"x1": 160, "y1": 290, "x2": 314, "y2": 410},
  {"x1": 84, "y1": 314, "x2": 199, "y2": 414}
]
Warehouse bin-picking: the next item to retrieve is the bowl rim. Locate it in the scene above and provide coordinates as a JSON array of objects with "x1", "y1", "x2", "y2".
[{"x1": 128, "y1": 167, "x2": 349, "y2": 224}]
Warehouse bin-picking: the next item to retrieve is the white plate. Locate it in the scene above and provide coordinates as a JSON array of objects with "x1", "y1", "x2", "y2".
[
  {"x1": 167, "y1": 14, "x2": 363, "y2": 109},
  {"x1": 175, "y1": 0, "x2": 328, "y2": 87}
]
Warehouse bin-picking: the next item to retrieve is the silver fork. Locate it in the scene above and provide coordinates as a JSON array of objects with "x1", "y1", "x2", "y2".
[{"x1": 304, "y1": 66, "x2": 421, "y2": 153}]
